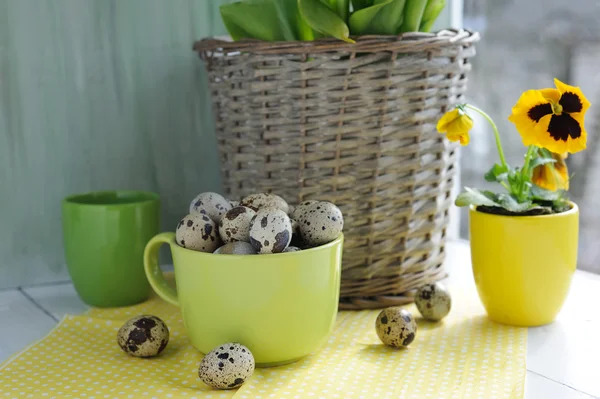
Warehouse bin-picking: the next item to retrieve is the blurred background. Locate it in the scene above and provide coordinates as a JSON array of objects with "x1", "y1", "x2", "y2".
[{"x1": 1, "y1": 0, "x2": 599, "y2": 290}]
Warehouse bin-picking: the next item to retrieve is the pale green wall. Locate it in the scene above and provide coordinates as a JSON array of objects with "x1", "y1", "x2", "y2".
[{"x1": 0, "y1": 0, "x2": 230, "y2": 288}]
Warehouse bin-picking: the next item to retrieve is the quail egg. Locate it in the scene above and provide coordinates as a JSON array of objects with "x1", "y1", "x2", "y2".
[
  {"x1": 249, "y1": 208, "x2": 292, "y2": 254},
  {"x1": 415, "y1": 282, "x2": 452, "y2": 321},
  {"x1": 117, "y1": 315, "x2": 169, "y2": 358},
  {"x1": 283, "y1": 246, "x2": 301, "y2": 252},
  {"x1": 240, "y1": 193, "x2": 289, "y2": 214},
  {"x1": 190, "y1": 192, "x2": 232, "y2": 223},
  {"x1": 176, "y1": 213, "x2": 220, "y2": 252},
  {"x1": 296, "y1": 201, "x2": 344, "y2": 246},
  {"x1": 229, "y1": 200, "x2": 240, "y2": 208},
  {"x1": 214, "y1": 241, "x2": 257, "y2": 255},
  {"x1": 375, "y1": 307, "x2": 417, "y2": 348},
  {"x1": 198, "y1": 343, "x2": 255, "y2": 390},
  {"x1": 291, "y1": 200, "x2": 319, "y2": 220},
  {"x1": 219, "y1": 206, "x2": 256, "y2": 243}
]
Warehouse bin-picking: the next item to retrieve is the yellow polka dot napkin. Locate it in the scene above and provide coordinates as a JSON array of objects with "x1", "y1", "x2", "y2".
[{"x1": 0, "y1": 285, "x2": 526, "y2": 399}]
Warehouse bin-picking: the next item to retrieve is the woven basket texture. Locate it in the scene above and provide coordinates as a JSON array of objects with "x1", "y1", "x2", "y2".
[{"x1": 194, "y1": 29, "x2": 479, "y2": 309}]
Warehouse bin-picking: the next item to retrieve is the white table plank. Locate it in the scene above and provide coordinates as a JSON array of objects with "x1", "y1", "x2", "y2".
[
  {"x1": 527, "y1": 270, "x2": 600, "y2": 397},
  {"x1": 446, "y1": 240, "x2": 600, "y2": 398},
  {"x1": 526, "y1": 371, "x2": 596, "y2": 399},
  {"x1": 22, "y1": 282, "x2": 88, "y2": 320},
  {"x1": 0, "y1": 290, "x2": 57, "y2": 363}
]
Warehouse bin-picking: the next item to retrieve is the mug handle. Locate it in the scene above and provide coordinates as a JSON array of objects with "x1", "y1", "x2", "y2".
[{"x1": 144, "y1": 232, "x2": 179, "y2": 307}]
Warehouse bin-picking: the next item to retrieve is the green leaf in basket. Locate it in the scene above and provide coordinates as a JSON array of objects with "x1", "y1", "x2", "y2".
[
  {"x1": 351, "y1": 0, "x2": 375, "y2": 10},
  {"x1": 220, "y1": 0, "x2": 298, "y2": 41},
  {"x1": 349, "y1": 0, "x2": 406, "y2": 36},
  {"x1": 419, "y1": 0, "x2": 446, "y2": 32},
  {"x1": 399, "y1": 0, "x2": 428, "y2": 32},
  {"x1": 325, "y1": 0, "x2": 350, "y2": 21},
  {"x1": 298, "y1": 0, "x2": 355, "y2": 43}
]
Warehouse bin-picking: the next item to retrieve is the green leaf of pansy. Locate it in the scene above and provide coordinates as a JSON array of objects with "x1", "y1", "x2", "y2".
[
  {"x1": 496, "y1": 193, "x2": 532, "y2": 213},
  {"x1": 530, "y1": 185, "x2": 563, "y2": 201},
  {"x1": 454, "y1": 187, "x2": 500, "y2": 208},
  {"x1": 484, "y1": 163, "x2": 509, "y2": 183},
  {"x1": 528, "y1": 156, "x2": 557, "y2": 170}
]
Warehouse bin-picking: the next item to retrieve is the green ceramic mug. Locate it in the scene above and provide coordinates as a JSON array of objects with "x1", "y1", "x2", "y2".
[
  {"x1": 62, "y1": 191, "x2": 160, "y2": 307},
  {"x1": 144, "y1": 232, "x2": 343, "y2": 367}
]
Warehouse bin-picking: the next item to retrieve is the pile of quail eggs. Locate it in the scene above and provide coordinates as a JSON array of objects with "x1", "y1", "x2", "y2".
[
  {"x1": 375, "y1": 282, "x2": 452, "y2": 348},
  {"x1": 176, "y1": 192, "x2": 344, "y2": 255}
]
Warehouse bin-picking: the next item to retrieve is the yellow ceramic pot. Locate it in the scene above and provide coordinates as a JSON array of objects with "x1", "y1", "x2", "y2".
[
  {"x1": 469, "y1": 204, "x2": 578, "y2": 327},
  {"x1": 144, "y1": 232, "x2": 343, "y2": 367}
]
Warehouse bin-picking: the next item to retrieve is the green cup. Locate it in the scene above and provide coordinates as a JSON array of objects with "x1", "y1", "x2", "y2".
[{"x1": 62, "y1": 191, "x2": 160, "y2": 307}]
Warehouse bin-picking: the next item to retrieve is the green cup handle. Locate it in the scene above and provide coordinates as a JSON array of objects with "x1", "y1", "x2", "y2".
[{"x1": 144, "y1": 232, "x2": 179, "y2": 307}]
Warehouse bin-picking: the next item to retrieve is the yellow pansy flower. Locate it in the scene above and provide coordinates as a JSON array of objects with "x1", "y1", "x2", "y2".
[
  {"x1": 436, "y1": 108, "x2": 473, "y2": 146},
  {"x1": 531, "y1": 152, "x2": 569, "y2": 192},
  {"x1": 508, "y1": 78, "x2": 590, "y2": 154}
]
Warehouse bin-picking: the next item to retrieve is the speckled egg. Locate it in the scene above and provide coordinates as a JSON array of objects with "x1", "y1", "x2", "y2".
[
  {"x1": 219, "y1": 206, "x2": 256, "y2": 243},
  {"x1": 176, "y1": 213, "x2": 220, "y2": 253},
  {"x1": 415, "y1": 282, "x2": 452, "y2": 321},
  {"x1": 198, "y1": 343, "x2": 255, "y2": 390},
  {"x1": 375, "y1": 307, "x2": 417, "y2": 348},
  {"x1": 291, "y1": 200, "x2": 319, "y2": 220},
  {"x1": 189, "y1": 192, "x2": 232, "y2": 223},
  {"x1": 229, "y1": 200, "x2": 240, "y2": 208},
  {"x1": 249, "y1": 209, "x2": 292, "y2": 254},
  {"x1": 296, "y1": 201, "x2": 344, "y2": 246},
  {"x1": 283, "y1": 246, "x2": 301, "y2": 253},
  {"x1": 117, "y1": 315, "x2": 169, "y2": 358},
  {"x1": 214, "y1": 241, "x2": 257, "y2": 255},
  {"x1": 288, "y1": 204, "x2": 296, "y2": 217},
  {"x1": 240, "y1": 193, "x2": 289, "y2": 214}
]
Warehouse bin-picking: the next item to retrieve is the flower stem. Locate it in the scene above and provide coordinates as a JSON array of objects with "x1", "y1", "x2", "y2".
[
  {"x1": 519, "y1": 145, "x2": 537, "y2": 200},
  {"x1": 465, "y1": 104, "x2": 508, "y2": 169}
]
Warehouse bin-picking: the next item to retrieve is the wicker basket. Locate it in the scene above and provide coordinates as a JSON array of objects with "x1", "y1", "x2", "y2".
[{"x1": 194, "y1": 29, "x2": 479, "y2": 309}]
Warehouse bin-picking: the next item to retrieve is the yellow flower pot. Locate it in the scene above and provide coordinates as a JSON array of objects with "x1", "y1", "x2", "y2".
[{"x1": 469, "y1": 204, "x2": 579, "y2": 326}]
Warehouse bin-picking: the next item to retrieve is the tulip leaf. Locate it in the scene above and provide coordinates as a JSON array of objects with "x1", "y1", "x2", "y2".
[
  {"x1": 298, "y1": 0, "x2": 354, "y2": 43},
  {"x1": 351, "y1": 0, "x2": 375, "y2": 10},
  {"x1": 220, "y1": 0, "x2": 298, "y2": 41},
  {"x1": 399, "y1": 0, "x2": 428, "y2": 33},
  {"x1": 349, "y1": 0, "x2": 406, "y2": 35},
  {"x1": 419, "y1": 0, "x2": 446, "y2": 32},
  {"x1": 325, "y1": 0, "x2": 350, "y2": 21},
  {"x1": 455, "y1": 187, "x2": 500, "y2": 208}
]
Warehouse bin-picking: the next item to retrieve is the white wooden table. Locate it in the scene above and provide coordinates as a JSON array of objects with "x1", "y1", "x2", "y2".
[{"x1": 1, "y1": 240, "x2": 599, "y2": 399}]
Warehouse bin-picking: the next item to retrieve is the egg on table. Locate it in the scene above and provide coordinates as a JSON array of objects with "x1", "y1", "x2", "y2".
[
  {"x1": 249, "y1": 208, "x2": 292, "y2": 254},
  {"x1": 375, "y1": 307, "x2": 417, "y2": 348},
  {"x1": 117, "y1": 315, "x2": 169, "y2": 358},
  {"x1": 214, "y1": 241, "x2": 257, "y2": 255},
  {"x1": 176, "y1": 213, "x2": 220, "y2": 253},
  {"x1": 296, "y1": 201, "x2": 344, "y2": 247},
  {"x1": 219, "y1": 206, "x2": 256, "y2": 243},
  {"x1": 415, "y1": 282, "x2": 452, "y2": 321},
  {"x1": 198, "y1": 343, "x2": 255, "y2": 390},
  {"x1": 240, "y1": 193, "x2": 289, "y2": 214},
  {"x1": 189, "y1": 192, "x2": 232, "y2": 223}
]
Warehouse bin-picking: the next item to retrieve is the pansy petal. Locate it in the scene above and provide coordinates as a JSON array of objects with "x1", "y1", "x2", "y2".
[
  {"x1": 554, "y1": 78, "x2": 591, "y2": 115},
  {"x1": 508, "y1": 89, "x2": 553, "y2": 144},
  {"x1": 539, "y1": 88, "x2": 560, "y2": 103},
  {"x1": 436, "y1": 109, "x2": 460, "y2": 133}
]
